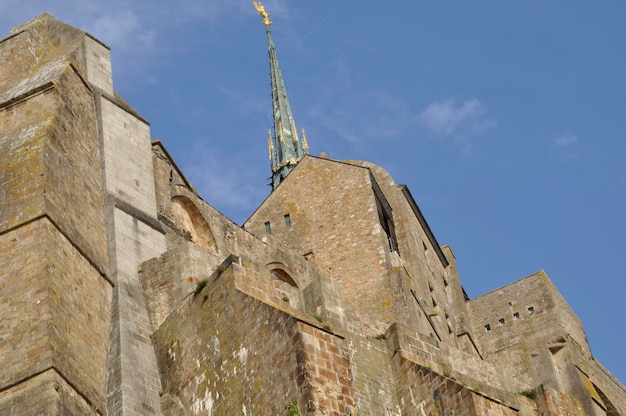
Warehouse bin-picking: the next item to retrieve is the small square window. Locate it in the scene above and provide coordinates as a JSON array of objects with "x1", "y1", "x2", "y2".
[
  {"x1": 265, "y1": 221, "x2": 271, "y2": 234},
  {"x1": 498, "y1": 318, "x2": 505, "y2": 325},
  {"x1": 528, "y1": 306, "x2": 534, "y2": 314},
  {"x1": 485, "y1": 324, "x2": 491, "y2": 332},
  {"x1": 513, "y1": 312, "x2": 520, "y2": 320}
]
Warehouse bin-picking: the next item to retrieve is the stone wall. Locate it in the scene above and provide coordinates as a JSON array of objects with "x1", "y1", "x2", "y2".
[
  {"x1": 0, "y1": 218, "x2": 112, "y2": 414},
  {"x1": 100, "y1": 102, "x2": 167, "y2": 416},
  {"x1": 354, "y1": 161, "x2": 474, "y2": 348},
  {"x1": 0, "y1": 88, "x2": 51, "y2": 229},
  {"x1": 245, "y1": 156, "x2": 404, "y2": 335},
  {"x1": 388, "y1": 323, "x2": 535, "y2": 415},
  {"x1": 2, "y1": 13, "x2": 626, "y2": 416},
  {"x1": 466, "y1": 271, "x2": 587, "y2": 388},
  {"x1": 0, "y1": 17, "x2": 113, "y2": 414},
  {"x1": 152, "y1": 256, "x2": 355, "y2": 415},
  {"x1": 0, "y1": 371, "x2": 100, "y2": 415}
]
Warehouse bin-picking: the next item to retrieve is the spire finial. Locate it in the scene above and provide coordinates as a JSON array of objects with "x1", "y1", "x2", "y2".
[{"x1": 252, "y1": 0, "x2": 272, "y2": 26}]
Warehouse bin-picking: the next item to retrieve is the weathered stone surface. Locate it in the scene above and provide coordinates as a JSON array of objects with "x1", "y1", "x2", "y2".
[
  {"x1": 0, "y1": 218, "x2": 112, "y2": 414},
  {"x1": 1, "y1": 12, "x2": 625, "y2": 416}
]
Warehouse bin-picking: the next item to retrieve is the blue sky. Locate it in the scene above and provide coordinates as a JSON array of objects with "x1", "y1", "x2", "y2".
[{"x1": 2, "y1": 1, "x2": 625, "y2": 384}]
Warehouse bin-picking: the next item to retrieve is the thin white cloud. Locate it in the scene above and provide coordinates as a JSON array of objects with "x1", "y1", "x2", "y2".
[
  {"x1": 554, "y1": 131, "x2": 577, "y2": 147},
  {"x1": 418, "y1": 98, "x2": 489, "y2": 136},
  {"x1": 89, "y1": 9, "x2": 154, "y2": 50},
  {"x1": 304, "y1": 57, "x2": 497, "y2": 152},
  {"x1": 306, "y1": 57, "x2": 413, "y2": 144},
  {"x1": 181, "y1": 141, "x2": 268, "y2": 223},
  {"x1": 552, "y1": 131, "x2": 580, "y2": 161},
  {"x1": 0, "y1": 0, "x2": 292, "y2": 70},
  {"x1": 214, "y1": 83, "x2": 267, "y2": 116}
]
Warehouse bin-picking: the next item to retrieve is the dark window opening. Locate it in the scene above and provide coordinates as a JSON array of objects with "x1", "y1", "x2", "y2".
[
  {"x1": 513, "y1": 312, "x2": 520, "y2": 320},
  {"x1": 374, "y1": 192, "x2": 398, "y2": 253},
  {"x1": 485, "y1": 324, "x2": 491, "y2": 332},
  {"x1": 265, "y1": 221, "x2": 271, "y2": 234},
  {"x1": 499, "y1": 318, "x2": 505, "y2": 325},
  {"x1": 284, "y1": 214, "x2": 291, "y2": 227},
  {"x1": 528, "y1": 306, "x2": 535, "y2": 314}
]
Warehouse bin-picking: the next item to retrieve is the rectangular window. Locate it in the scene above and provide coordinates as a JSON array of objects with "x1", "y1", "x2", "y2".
[
  {"x1": 284, "y1": 214, "x2": 291, "y2": 227},
  {"x1": 265, "y1": 221, "x2": 271, "y2": 234}
]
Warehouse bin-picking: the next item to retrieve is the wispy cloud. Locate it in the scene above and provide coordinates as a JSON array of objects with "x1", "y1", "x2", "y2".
[
  {"x1": 181, "y1": 141, "x2": 269, "y2": 223},
  {"x1": 554, "y1": 131, "x2": 577, "y2": 147},
  {"x1": 552, "y1": 131, "x2": 580, "y2": 161},
  {"x1": 0, "y1": 0, "x2": 292, "y2": 69},
  {"x1": 417, "y1": 98, "x2": 494, "y2": 136},
  {"x1": 214, "y1": 82, "x2": 267, "y2": 116},
  {"x1": 89, "y1": 9, "x2": 155, "y2": 50},
  {"x1": 306, "y1": 57, "x2": 414, "y2": 145},
  {"x1": 306, "y1": 57, "x2": 496, "y2": 154}
]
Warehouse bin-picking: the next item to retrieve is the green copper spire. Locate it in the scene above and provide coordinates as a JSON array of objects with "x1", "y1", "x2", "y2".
[{"x1": 253, "y1": 0, "x2": 309, "y2": 189}]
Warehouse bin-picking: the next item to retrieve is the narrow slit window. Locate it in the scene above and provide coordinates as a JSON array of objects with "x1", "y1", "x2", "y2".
[
  {"x1": 372, "y1": 181, "x2": 399, "y2": 254},
  {"x1": 265, "y1": 221, "x2": 271, "y2": 234},
  {"x1": 284, "y1": 214, "x2": 291, "y2": 227}
]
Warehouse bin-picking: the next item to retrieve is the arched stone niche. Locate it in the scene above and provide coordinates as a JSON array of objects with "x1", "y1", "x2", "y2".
[
  {"x1": 267, "y1": 262, "x2": 302, "y2": 309},
  {"x1": 171, "y1": 195, "x2": 217, "y2": 252}
]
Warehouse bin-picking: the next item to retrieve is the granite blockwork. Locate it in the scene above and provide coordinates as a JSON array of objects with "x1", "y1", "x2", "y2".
[{"x1": 1, "y1": 13, "x2": 624, "y2": 416}]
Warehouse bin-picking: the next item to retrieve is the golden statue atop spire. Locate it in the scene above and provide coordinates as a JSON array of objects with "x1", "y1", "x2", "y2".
[{"x1": 252, "y1": 0, "x2": 272, "y2": 26}]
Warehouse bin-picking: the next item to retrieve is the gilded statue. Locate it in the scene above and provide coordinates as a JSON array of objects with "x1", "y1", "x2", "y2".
[{"x1": 252, "y1": 0, "x2": 272, "y2": 26}]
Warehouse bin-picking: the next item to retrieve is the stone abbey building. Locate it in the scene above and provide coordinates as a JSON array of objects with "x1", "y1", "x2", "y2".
[{"x1": 1, "y1": 11, "x2": 625, "y2": 416}]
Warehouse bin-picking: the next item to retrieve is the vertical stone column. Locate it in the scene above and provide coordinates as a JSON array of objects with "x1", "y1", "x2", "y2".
[{"x1": 97, "y1": 92, "x2": 166, "y2": 415}]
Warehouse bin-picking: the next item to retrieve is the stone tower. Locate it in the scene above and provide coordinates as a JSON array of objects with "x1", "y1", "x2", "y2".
[
  {"x1": 0, "y1": 13, "x2": 165, "y2": 415},
  {"x1": 1, "y1": 12, "x2": 625, "y2": 416}
]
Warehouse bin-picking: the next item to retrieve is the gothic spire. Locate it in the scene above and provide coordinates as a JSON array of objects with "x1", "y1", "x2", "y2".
[{"x1": 253, "y1": 0, "x2": 308, "y2": 190}]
